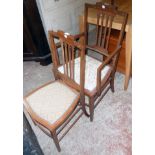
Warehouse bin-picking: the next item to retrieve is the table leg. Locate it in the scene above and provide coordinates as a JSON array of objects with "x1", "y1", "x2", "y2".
[
  {"x1": 124, "y1": 26, "x2": 132, "y2": 90},
  {"x1": 79, "y1": 15, "x2": 84, "y2": 44}
]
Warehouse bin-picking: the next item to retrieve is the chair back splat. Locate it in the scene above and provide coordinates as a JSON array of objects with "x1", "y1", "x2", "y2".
[{"x1": 84, "y1": 3, "x2": 128, "y2": 52}]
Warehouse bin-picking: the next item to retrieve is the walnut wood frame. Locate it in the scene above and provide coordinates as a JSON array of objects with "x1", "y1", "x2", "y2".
[{"x1": 24, "y1": 31, "x2": 87, "y2": 152}]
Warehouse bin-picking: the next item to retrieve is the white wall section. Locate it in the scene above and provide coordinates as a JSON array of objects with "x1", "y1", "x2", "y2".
[{"x1": 36, "y1": 0, "x2": 97, "y2": 37}]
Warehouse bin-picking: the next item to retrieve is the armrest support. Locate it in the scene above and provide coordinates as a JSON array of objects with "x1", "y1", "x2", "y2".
[{"x1": 96, "y1": 45, "x2": 122, "y2": 95}]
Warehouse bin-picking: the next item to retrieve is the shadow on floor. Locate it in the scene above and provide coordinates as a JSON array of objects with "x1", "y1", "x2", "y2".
[{"x1": 23, "y1": 113, "x2": 44, "y2": 155}]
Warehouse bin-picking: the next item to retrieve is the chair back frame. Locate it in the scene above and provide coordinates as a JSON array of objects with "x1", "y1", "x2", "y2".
[
  {"x1": 24, "y1": 31, "x2": 88, "y2": 152},
  {"x1": 49, "y1": 30, "x2": 88, "y2": 115},
  {"x1": 84, "y1": 3, "x2": 128, "y2": 50},
  {"x1": 84, "y1": 3, "x2": 128, "y2": 93}
]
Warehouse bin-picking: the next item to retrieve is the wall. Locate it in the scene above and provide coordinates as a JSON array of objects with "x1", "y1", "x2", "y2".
[{"x1": 36, "y1": 0, "x2": 98, "y2": 36}]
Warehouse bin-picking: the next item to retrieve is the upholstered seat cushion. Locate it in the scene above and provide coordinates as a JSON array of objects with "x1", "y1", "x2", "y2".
[
  {"x1": 58, "y1": 56, "x2": 111, "y2": 92},
  {"x1": 24, "y1": 81, "x2": 79, "y2": 124}
]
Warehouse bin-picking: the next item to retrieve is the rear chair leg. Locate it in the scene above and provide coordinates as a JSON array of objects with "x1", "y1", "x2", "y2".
[
  {"x1": 110, "y1": 78, "x2": 115, "y2": 93},
  {"x1": 80, "y1": 96, "x2": 89, "y2": 117},
  {"x1": 89, "y1": 97, "x2": 94, "y2": 122},
  {"x1": 51, "y1": 131, "x2": 61, "y2": 152}
]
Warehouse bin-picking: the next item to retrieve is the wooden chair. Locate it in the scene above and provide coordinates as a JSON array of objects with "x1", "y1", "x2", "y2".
[
  {"x1": 23, "y1": 31, "x2": 87, "y2": 152},
  {"x1": 79, "y1": 3, "x2": 128, "y2": 121},
  {"x1": 49, "y1": 3, "x2": 128, "y2": 122}
]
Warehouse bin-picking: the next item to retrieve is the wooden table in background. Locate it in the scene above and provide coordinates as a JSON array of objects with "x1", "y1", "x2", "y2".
[{"x1": 79, "y1": 0, "x2": 132, "y2": 90}]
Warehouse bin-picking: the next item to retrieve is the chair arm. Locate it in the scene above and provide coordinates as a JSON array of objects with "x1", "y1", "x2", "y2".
[
  {"x1": 96, "y1": 45, "x2": 122, "y2": 95},
  {"x1": 86, "y1": 45, "x2": 109, "y2": 57},
  {"x1": 73, "y1": 32, "x2": 85, "y2": 40}
]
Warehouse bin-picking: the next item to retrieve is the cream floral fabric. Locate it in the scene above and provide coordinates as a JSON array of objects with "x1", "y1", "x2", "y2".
[
  {"x1": 25, "y1": 81, "x2": 79, "y2": 124},
  {"x1": 58, "y1": 56, "x2": 111, "y2": 91}
]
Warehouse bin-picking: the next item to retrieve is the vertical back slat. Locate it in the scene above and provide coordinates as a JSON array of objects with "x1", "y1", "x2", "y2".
[
  {"x1": 101, "y1": 14, "x2": 109, "y2": 48},
  {"x1": 105, "y1": 16, "x2": 114, "y2": 50},
  {"x1": 60, "y1": 34, "x2": 76, "y2": 81},
  {"x1": 96, "y1": 13, "x2": 100, "y2": 45},
  {"x1": 68, "y1": 45, "x2": 72, "y2": 78},
  {"x1": 61, "y1": 41, "x2": 67, "y2": 75},
  {"x1": 71, "y1": 46, "x2": 74, "y2": 80},
  {"x1": 98, "y1": 13, "x2": 104, "y2": 46},
  {"x1": 65, "y1": 43, "x2": 69, "y2": 76}
]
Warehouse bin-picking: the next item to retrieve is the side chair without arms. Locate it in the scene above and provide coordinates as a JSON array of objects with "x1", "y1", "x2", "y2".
[
  {"x1": 23, "y1": 31, "x2": 87, "y2": 152},
  {"x1": 49, "y1": 3, "x2": 128, "y2": 122}
]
